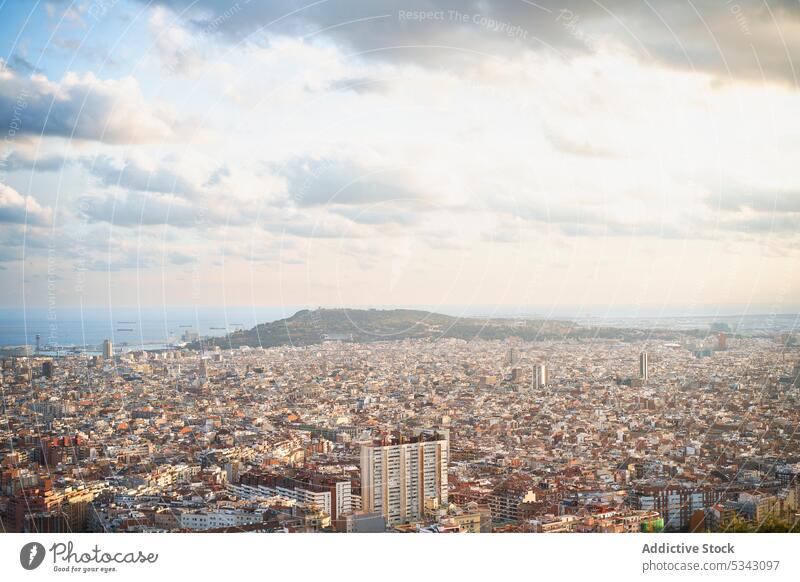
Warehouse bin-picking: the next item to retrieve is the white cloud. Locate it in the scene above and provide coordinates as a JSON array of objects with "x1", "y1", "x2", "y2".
[
  {"x1": 0, "y1": 62, "x2": 190, "y2": 143},
  {"x1": 0, "y1": 184, "x2": 53, "y2": 226},
  {"x1": 4, "y1": 2, "x2": 800, "y2": 308}
]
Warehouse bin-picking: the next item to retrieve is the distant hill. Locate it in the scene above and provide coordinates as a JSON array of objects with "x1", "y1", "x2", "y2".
[
  {"x1": 194, "y1": 308, "x2": 589, "y2": 349},
  {"x1": 193, "y1": 308, "x2": 693, "y2": 350}
]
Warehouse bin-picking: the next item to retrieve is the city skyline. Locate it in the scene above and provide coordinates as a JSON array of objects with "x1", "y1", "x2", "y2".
[
  {"x1": 1, "y1": 1, "x2": 799, "y2": 311},
  {"x1": 3, "y1": 322, "x2": 799, "y2": 534}
]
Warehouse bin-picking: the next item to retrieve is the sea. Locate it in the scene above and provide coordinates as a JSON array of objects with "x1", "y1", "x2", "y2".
[
  {"x1": 0, "y1": 306, "x2": 302, "y2": 351},
  {"x1": 0, "y1": 305, "x2": 797, "y2": 351}
]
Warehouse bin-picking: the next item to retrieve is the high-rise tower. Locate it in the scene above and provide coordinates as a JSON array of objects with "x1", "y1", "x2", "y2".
[
  {"x1": 639, "y1": 351, "x2": 649, "y2": 381},
  {"x1": 102, "y1": 339, "x2": 113, "y2": 360},
  {"x1": 360, "y1": 433, "x2": 449, "y2": 525},
  {"x1": 533, "y1": 363, "x2": 548, "y2": 389}
]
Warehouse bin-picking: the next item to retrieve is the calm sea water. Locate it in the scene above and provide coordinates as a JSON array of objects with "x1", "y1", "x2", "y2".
[{"x1": 0, "y1": 307, "x2": 302, "y2": 349}]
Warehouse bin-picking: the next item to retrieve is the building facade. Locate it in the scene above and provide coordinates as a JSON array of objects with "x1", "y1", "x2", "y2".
[{"x1": 360, "y1": 435, "x2": 449, "y2": 525}]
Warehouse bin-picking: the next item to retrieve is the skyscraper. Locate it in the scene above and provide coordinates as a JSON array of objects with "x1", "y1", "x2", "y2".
[
  {"x1": 102, "y1": 339, "x2": 113, "y2": 360},
  {"x1": 639, "y1": 351, "x2": 648, "y2": 381},
  {"x1": 717, "y1": 332, "x2": 727, "y2": 350},
  {"x1": 533, "y1": 363, "x2": 548, "y2": 389},
  {"x1": 506, "y1": 348, "x2": 519, "y2": 366},
  {"x1": 360, "y1": 433, "x2": 449, "y2": 525}
]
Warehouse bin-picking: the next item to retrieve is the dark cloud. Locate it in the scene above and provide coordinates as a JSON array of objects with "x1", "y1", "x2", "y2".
[
  {"x1": 138, "y1": 0, "x2": 587, "y2": 63},
  {"x1": 704, "y1": 187, "x2": 800, "y2": 236},
  {"x1": 611, "y1": 0, "x2": 800, "y2": 85},
  {"x1": 6, "y1": 54, "x2": 43, "y2": 74},
  {"x1": 137, "y1": 0, "x2": 800, "y2": 84}
]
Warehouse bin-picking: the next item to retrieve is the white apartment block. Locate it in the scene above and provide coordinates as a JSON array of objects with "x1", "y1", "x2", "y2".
[
  {"x1": 179, "y1": 509, "x2": 263, "y2": 531},
  {"x1": 227, "y1": 479, "x2": 351, "y2": 521},
  {"x1": 360, "y1": 438, "x2": 449, "y2": 525}
]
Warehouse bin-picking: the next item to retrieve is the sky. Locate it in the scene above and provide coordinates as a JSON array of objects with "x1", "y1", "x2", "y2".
[{"x1": 0, "y1": 0, "x2": 799, "y2": 317}]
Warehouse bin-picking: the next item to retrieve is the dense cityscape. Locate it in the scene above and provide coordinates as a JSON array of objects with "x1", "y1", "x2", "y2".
[{"x1": 2, "y1": 310, "x2": 799, "y2": 534}]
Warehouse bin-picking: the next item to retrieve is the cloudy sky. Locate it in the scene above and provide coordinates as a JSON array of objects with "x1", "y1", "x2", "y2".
[{"x1": 1, "y1": 0, "x2": 799, "y2": 316}]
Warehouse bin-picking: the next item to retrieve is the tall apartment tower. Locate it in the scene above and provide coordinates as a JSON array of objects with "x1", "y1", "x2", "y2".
[
  {"x1": 533, "y1": 363, "x2": 548, "y2": 389},
  {"x1": 360, "y1": 435, "x2": 449, "y2": 525},
  {"x1": 717, "y1": 332, "x2": 727, "y2": 350},
  {"x1": 639, "y1": 351, "x2": 649, "y2": 381},
  {"x1": 506, "y1": 348, "x2": 519, "y2": 366},
  {"x1": 102, "y1": 339, "x2": 113, "y2": 360}
]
